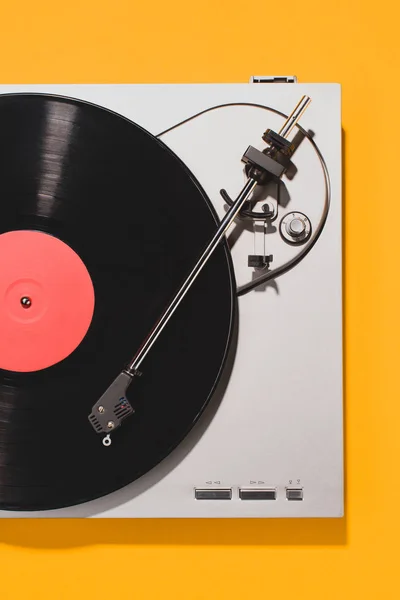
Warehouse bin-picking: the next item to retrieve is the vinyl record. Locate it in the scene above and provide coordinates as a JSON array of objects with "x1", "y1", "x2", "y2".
[{"x1": 0, "y1": 94, "x2": 236, "y2": 511}]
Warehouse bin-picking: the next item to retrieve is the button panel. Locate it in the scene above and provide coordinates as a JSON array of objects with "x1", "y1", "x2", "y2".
[
  {"x1": 286, "y1": 488, "x2": 303, "y2": 501},
  {"x1": 195, "y1": 488, "x2": 232, "y2": 500},
  {"x1": 239, "y1": 488, "x2": 276, "y2": 500},
  {"x1": 194, "y1": 486, "x2": 305, "y2": 501}
]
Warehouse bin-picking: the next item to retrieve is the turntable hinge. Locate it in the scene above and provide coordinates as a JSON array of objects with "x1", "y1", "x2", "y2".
[{"x1": 249, "y1": 76, "x2": 298, "y2": 84}]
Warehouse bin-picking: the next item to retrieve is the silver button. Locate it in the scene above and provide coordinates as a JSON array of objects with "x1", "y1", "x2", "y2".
[
  {"x1": 280, "y1": 212, "x2": 311, "y2": 244},
  {"x1": 195, "y1": 488, "x2": 232, "y2": 500},
  {"x1": 287, "y1": 218, "x2": 306, "y2": 237},
  {"x1": 286, "y1": 488, "x2": 303, "y2": 501},
  {"x1": 239, "y1": 488, "x2": 276, "y2": 500}
]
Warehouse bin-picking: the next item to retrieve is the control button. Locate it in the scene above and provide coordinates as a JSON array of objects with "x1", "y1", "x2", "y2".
[
  {"x1": 195, "y1": 488, "x2": 232, "y2": 500},
  {"x1": 286, "y1": 217, "x2": 306, "y2": 237},
  {"x1": 280, "y1": 212, "x2": 311, "y2": 244},
  {"x1": 286, "y1": 488, "x2": 303, "y2": 501},
  {"x1": 239, "y1": 488, "x2": 276, "y2": 500}
]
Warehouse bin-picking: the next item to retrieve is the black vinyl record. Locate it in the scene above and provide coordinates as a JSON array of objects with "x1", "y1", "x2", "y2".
[{"x1": 0, "y1": 94, "x2": 236, "y2": 511}]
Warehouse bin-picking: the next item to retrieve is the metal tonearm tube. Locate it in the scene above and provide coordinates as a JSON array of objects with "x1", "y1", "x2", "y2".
[{"x1": 88, "y1": 95, "x2": 312, "y2": 446}]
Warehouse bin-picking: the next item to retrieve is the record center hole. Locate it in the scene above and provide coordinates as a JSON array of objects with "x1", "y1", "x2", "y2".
[{"x1": 20, "y1": 296, "x2": 32, "y2": 309}]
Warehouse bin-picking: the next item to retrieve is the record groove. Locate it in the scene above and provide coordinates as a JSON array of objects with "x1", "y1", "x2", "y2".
[{"x1": 0, "y1": 94, "x2": 236, "y2": 511}]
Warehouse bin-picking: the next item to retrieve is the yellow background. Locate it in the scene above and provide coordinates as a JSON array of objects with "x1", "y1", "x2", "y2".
[{"x1": 0, "y1": 0, "x2": 397, "y2": 598}]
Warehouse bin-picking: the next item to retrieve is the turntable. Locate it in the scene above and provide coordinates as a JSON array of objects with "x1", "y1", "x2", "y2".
[{"x1": 0, "y1": 78, "x2": 342, "y2": 518}]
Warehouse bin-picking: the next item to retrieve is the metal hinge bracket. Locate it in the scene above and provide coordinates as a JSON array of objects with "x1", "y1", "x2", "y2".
[{"x1": 249, "y1": 75, "x2": 298, "y2": 84}]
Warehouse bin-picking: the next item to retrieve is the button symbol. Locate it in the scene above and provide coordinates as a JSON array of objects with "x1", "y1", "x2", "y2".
[
  {"x1": 213, "y1": 481, "x2": 221, "y2": 485},
  {"x1": 250, "y1": 480, "x2": 256, "y2": 484}
]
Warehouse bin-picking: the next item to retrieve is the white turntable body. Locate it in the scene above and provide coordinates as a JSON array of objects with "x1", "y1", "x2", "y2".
[{"x1": 0, "y1": 81, "x2": 342, "y2": 518}]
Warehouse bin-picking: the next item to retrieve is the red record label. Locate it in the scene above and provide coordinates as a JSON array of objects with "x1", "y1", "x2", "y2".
[{"x1": 0, "y1": 230, "x2": 95, "y2": 372}]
